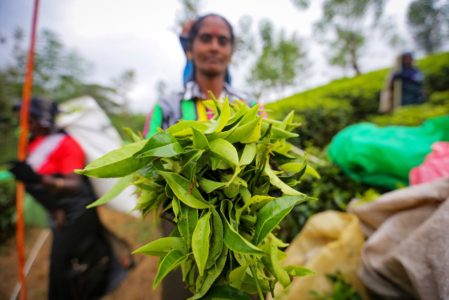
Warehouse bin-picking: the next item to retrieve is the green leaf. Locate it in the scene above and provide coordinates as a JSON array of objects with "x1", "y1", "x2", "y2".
[
  {"x1": 279, "y1": 162, "x2": 306, "y2": 173},
  {"x1": 135, "y1": 132, "x2": 183, "y2": 158},
  {"x1": 192, "y1": 212, "x2": 211, "y2": 276},
  {"x1": 192, "y1": 128, "x2": 209, "y2": 149},
  {"x1": 262, "y1": 122, "x2": 298, "y2": 139},
  {"x1": 239, "y1": 143, "x2": 257, "y2": 166},
  {"x1": 270, "y1": 240, "x2": 290, "y2": 287},
  {"x1": 236, "y1": 194, "x2": 275, "y2": 222},
  {"x1": 209, "y1": 138, "x2": 239, "y2": 166},
  {"x1": 285, "y1": 265, "x2": 315, "y2": 277},
  {"x1": 159, "y1": 171, "x2": 211, "y2": 209},
  {"x1": 86, "y1": 174, "x2": 133, "y2": 208},
  {"x1": 201, "y1": 285, "x2": 252, "y2": 300},
  {"x1": 178, "y1": 203, "x2": 198, "y2": 246},
  {"x1": 137, "y1": 142, "x2": 183, "y2": 158},
  {"x1": 226, "y1": 118, "x2": 260, "y2": 143},
  {"x1": 167, "y1": 120, "x2": 208, "y2": 136},
  {"x1": 181, "y1": 150, "x2": 204, "y2": 179},
  {"x1": 199, "y1": 178, "x2": 226, "y2": 193},
  {"x1": 229, "y1": 265, "x2": 249, "y2": 290},
  {"x1": 189, "y1": 248, "x2": 229, "y2": 300},
  {"x1": 305, "y1": 164, "x2": 320, "y2": 179},
  {"x1": 253, "y1": 195, "x2": 306, "y2": 245},
  {"x1": 153, "y1": 250, "x2": 187, "y2": 288},
  {"x1": 222, "y1": 214, "x2": 263, "y2": 254},
  {"x1": 215, "y1": 98, "x2": 231, "y2": 133},
  {"x1": 264, "y1": 159, "x2": 303, "y2": 195},
  {"x1": 133, "y1": 237, "x2": 187, "y2": 256},
  {"x1": 77, "y1": 140, "x2": 148, "y2": 178},
  {"x1": 206, "y1": 208, "x2": 224, "y2": 269},
  {"x1": 241, "y1": 117, "x2": 262, "y2": 143}
]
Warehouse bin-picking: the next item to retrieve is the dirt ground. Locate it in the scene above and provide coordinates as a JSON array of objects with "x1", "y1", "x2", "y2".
[{"x1": 0, "y1": 206, "x2": 162, "y2": 300}]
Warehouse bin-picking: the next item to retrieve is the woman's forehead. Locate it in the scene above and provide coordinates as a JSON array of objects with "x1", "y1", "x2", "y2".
[{"x1": 198, "y1": 16, "x2": 230, "y2": 36}]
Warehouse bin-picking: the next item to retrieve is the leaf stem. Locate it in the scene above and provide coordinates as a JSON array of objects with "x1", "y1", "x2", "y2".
[{"x1": 250, "y1": 264, "x2": 264, "y2": 300}]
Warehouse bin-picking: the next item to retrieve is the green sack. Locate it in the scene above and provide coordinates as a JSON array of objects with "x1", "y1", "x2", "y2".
[{"x1": 327, "y1": 116, "x2": 449, "y2": 189}]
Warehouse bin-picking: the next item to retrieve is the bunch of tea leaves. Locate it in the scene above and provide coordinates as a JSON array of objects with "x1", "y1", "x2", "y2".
[{"x1": 78, "y1": 99, "x2": 315, "y2": 299}]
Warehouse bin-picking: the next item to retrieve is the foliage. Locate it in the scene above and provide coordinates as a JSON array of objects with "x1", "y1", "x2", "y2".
[
  {"x1": 267, "y1": 52, "x2": 449, "y2": 148},
  {"x1": 407, "y1": 0, "x2": 449, "y2": 54},
  {"x1": 368, "y1": 101, "x2": 449, "y2": 126},
  {"x1": 310, "y1": 272, "x2": 363, "y2": 300},
  {"x1": 247, "y1": 19, "x2": 308, "y2": 99},
  {"x1": 0, "y1": 178, "x2": 15, "y2": 246},
  {"x1": 309, "y1": 0, "x2": 386, "y2": 75},
  {"x1": 279, "y1": 161, "x2": 378, "y2": 241},
  {"x1": 79, "y1": 99, "x2": 315, "y2": 299},
  {"x1": 175, "y1": 0, "x2": 203, "y2": 27},
  {"x1": 328, "y1": 26, "x2": 365, "y2": 75},
  {"x1": 0, "y1": 28, "x2": 138, "y2": 163}
]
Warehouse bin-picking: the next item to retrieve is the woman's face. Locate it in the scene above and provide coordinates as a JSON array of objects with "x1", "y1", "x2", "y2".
[{"x1": 190, "y1": 16, "x2": 233, "y2": 78}]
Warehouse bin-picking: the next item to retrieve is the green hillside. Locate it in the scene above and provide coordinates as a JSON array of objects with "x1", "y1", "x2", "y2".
[{"x1": 266, "y1": 52, "x2": 449, "y2": 148}]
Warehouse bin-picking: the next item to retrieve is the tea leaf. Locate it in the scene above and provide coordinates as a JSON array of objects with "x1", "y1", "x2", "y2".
[
  {"x1": 159, "y1": 171, "x2": 211, "y2": 209},
  {"x1": 253, "y1": 195, "x2": 307, "y2": 245},
  {"x1": 222, "y1": 214, "x2": 263, "y2": 254},
  {"x1": 209, "y1": 138, "x2": 239, "y2": 166},
  {"x1": 189, "y1": 247, "x2": 229, "y2": 300},
  {"x1": 199, "y1": 178, "x2": 226, "y2": 193},
  {"x1": 285, "y1": 265, "x2": 315, "y2": 277},
  {"x1": 239, "y1": 143, "x2": 257, "y2": 166},
  {"x1": 192, "y1": 128, "x2": 209, "y2": 149},
  {"x1": 192, "y1": 212, "x2": 211, "y2": 276},
  {"x1": 206, "y1": 208, "x2": 224, "y2": 269},
  {"x1": 153, "y1": 250, "x2": 187, "y2": 288},
  {"x1": 133, "y1": 237, "x2": 187, "y2": 256},
  {"x1": 270, "y1": 240, "x2": 290, "y2": 287},
  {"x1": 178, "y1": 203, "x2": 199, "y2": 245},
  {"x1": 264, "y1": 159, "x2": 303, "y2": 195},
  {"x1": 87, "y1": 174, "x2": 133, "y2": 208},
  {"x1": 78, "y1": 140, "x2": 148, "y2": 177}
]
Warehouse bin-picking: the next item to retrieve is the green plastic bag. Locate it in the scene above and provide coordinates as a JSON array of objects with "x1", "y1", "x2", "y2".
[
  {"x1": 328, "y1": 116, "x2": 449, "y2": 189},
  {"x1": 0, "y1": 170, "x2": 48, "y2": 228}
]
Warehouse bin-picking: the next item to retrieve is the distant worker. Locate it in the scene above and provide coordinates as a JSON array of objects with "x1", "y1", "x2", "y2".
[
  {"x1": 9, "y1": 97, "x2": 131, "y2": 300},
  {"x1": 379, "y1": 52, "x2": 426, "y2": 113}
]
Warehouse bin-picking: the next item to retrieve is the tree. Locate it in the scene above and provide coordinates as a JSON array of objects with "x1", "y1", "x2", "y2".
[
  {"x1": 175, "y1": 0, "x2": 202, "y2": 27},
  {"x1": 0, "y1": 28, "x2": 138, "y2": 162},
  {"x1": 407, "y1": 0, "x2": 449, "y2": 54},
  {"x1": 328, "y1": 27, "x2": 365, "y2": 75},
  {"x1": 247, "y1": 19, "x2": 307, "y2": 99},
  {"x1": 292, "y1": 0, "x2": 386, "y2": 75}
]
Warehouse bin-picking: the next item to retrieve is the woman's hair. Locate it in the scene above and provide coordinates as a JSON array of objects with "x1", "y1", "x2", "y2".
[{"x1": 187, "y1": 13, "x2": 235, "y2": 51}]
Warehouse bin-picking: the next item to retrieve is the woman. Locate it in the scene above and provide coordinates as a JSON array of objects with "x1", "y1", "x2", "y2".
[
  {"x1": 143, "y1": 13, "x2": 255, "y2": 138},
  {"x1": 9, "y1": 97, "x2": 126, "y2": 300},
  {"x1": 143, "y1": 14, "x2": 255, "y2": 299}
]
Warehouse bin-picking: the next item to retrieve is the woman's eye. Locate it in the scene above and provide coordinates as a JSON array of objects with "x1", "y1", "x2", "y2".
[
  {"x1": 199, "y1": 34, "x2": 212, "y2": 43},
  {"x1": 217, "y1": 36, "x2": 230, "y2": 46},
  {"x1": 198, "y1": 34, "x2": 230, "y2": 46}
]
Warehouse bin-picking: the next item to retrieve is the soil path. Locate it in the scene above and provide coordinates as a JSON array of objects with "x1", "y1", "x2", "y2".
[{"x1": 0, "y1": 206, "x2": 161, "y2": 300}]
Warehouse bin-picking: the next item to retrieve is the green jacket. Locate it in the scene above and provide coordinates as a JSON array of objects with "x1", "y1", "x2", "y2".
[{"x1": 143, "y1": 81, "x2": 255, "y2": 138}]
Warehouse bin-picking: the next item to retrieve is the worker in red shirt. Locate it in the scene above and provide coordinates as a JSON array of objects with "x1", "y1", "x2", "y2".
[{"x1": 9, "y1": 97, "x2": 127, "y2": 300}]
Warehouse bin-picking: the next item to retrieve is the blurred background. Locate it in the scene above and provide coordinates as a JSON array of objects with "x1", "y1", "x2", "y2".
[{"x1": 1, "y1": 0, "x2": 449, "y2": 298}]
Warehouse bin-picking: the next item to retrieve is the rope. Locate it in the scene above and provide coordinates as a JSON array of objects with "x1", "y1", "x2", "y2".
[
  {"x1": 16, "y1": 0, "x2": 40, "y2": 299},
  {"x1": 9, "y1": 230, "x2": 50, "y2": 300}
]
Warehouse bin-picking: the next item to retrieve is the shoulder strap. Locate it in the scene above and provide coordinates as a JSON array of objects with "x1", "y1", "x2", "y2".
[{"x1": 28, "y1": 133, "x2": 66, "y2": 171}]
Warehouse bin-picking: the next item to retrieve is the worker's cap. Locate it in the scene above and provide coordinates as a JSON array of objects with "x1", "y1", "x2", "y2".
[{"x1": 13, "y1": 97, "x2": 59, "y2": 128}]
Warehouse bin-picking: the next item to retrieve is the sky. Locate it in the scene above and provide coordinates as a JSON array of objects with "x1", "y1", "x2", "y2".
[{"x1": 0, "y1": 0, "x2": 416, "y2": 113}]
